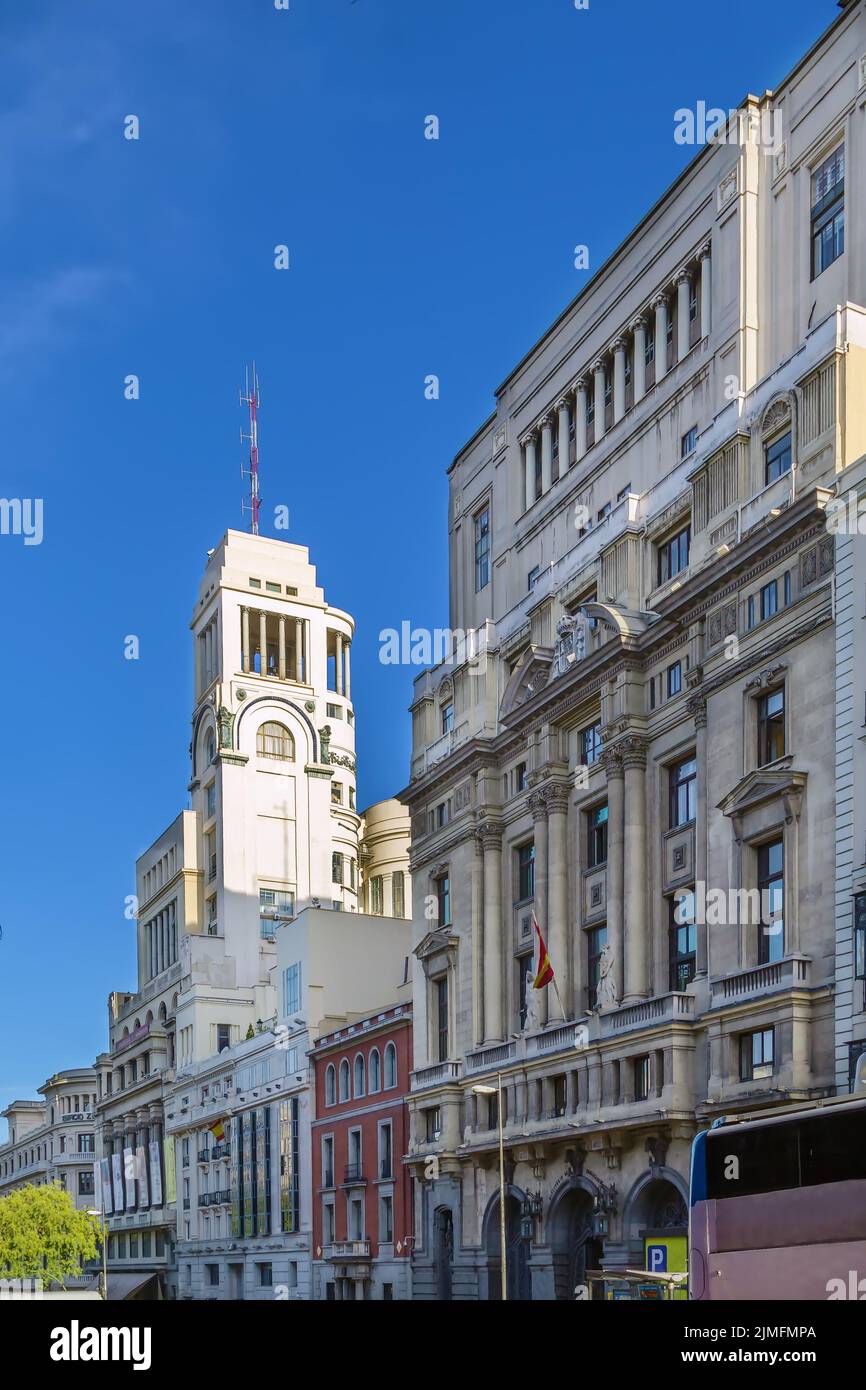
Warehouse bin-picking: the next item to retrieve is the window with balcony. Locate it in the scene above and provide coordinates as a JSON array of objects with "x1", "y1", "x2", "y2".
[
  {"x1": 348, "y1": 1194, "x2": 364, "y2": 1241},
  {"x1": 757, "y1": 688, "x2": 785, "y2": 766},
  {"x1": 669, "y1": 891, "x2": 697, "y2": 992},
  {"x1": 740, "y1": 1027, "x2": 774, "y2": 1081},
  {"x1": 765, "y1": 431, "x2": 792, "y2": 486},
  {"x1": 474, "y1": 506, "x2": 490, "y2": 592},
  {"x1": 669, "y1": 756, "x2": 697, "y2": 828},
  {"x1": 587, "y1": 925, "x2": 607, "y2": 1010},
  {"x1": 435, "y1": 975, "x2": 449, "y2": 1062},
  {"x1": 634, "y1": 1056, "x2": 650, "y2": 1102},
  {"x1": 758, "y1": 838, "x2": 784, "y2": 965},
  {"x1": 588, "y1": 805, "x2": 608, "y2": 868},
  {"x1": 811, "y1": 145, "x2": 844, "y2": 279}
]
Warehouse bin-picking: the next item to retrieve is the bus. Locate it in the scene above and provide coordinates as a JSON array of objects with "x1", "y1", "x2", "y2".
[{"x1": 689, "y1": 1073, "x2": 866, "y2": 1300}]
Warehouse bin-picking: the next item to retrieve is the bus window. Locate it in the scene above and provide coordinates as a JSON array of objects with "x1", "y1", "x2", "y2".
[{"x1": 706, "y1": 1121, "x2": 798, "y2": 1200}]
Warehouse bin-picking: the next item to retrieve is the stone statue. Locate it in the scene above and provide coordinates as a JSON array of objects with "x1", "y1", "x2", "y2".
[
  {"x1": 523, "y1": 971, "x2": 541, "y2": 1033},
  {"x1": 595, "y1": 942, "x2": 618, "y2": 1011},
  {"x1": 319, "y1": 724, "x2": 331, "y2": 764}
]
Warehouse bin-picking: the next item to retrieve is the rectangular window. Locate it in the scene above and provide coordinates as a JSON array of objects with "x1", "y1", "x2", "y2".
[
  {"x1": 757, "y1": 688, "x2": 785, "y2": 766},
  {"x1": 669, "y1": 756, "x2": 697, "y2": 828},
  {"x1": 587, "y1": 926, "x2": 607, "y2": 1010},
  {"x1": 282, "y1": 962, "x2": 302, "y2": 1017},
  {"x1": 205, "y1": 782, "x2": 216, "y2": 819},
  {"x1": 322, "y1": 1136, "x2": 335, "y2": 1188},
  {"x1": 581, "y1": 721, "x2": 603, "y2": 767},
  {"x1": 588, "y1": 805, "x2": 608, "y2": 868},
  {"x1": 634, "y1": 1056, "x2": 650, "y2": 1102},
  {"x1": 216, "y1": 1023, "x2": 231, "y2": 1052},
  {"x1": 740, "y1": 1027, "x2": 774, "y2": 1081},
  {"x1": 669, "y1": 891, "x2": 697, "y2": 992},
  {"x1": 207, "y1": 1264, "x2": 219, "y2": 1287},
  {"x1": 370, "y1": 874, "x2": 384, "y2": 914},
  {"x1": 331, "y1": 852, "x2": 343, "y2": 885},
  {"x1": 658, "y1": 527, "x2": 690, "y2": 587},
  {"x1": 257, "y1": 1263, "x2": 273, "y2": 1287},
  {"x1": 425, "y1": 1107, "x2": 442, "y2": 1142},
  {"x1": 379, "y1": 1193, "x2": 394, "y2": 1244},
  {"x1": 667, "y1": 662, "x2": 682, "y2": 698},
  {"x1": 758, "y1": 838, "x2": 784, "y2": 965},
  {"x1": 765, "y1": 431, "x2": 792, "y2": 485},
  {"x1": 811, "y1": 146, "x2": 844, "y2": 279},
  {"x1": 260, "y1": 888, "x2": 294, "y2": 926},
  {"x1": 436, "y1": 976, "x2": 449, "y2": 1062},
  {"x1": 760, "y1": 580, "x2": 778, "y2": 622},
  {"x1": 474, "y1": 507, "x2": 490, "y2": 592},
  {"x1": 435, "y1": 874, "x2": 451, "y2": 927},
  {"x1": 516, "y1": 761, "x2": 528, "y2": 791},
  {"x1": 441, "y1": 702, "x2": 454, "y2": 734},
  {"x1": 392, "y1": 871, "x2": 405, "y2": 918},
  {"x1": 517, "y1": 844, "x2": 535, "y2": 902},
  {"x1": 681, "y1": 427, "x2": 697, "y2": 458},
  {"x1": 528, "y1": 565, "x2": 541, "y2": 591},
  {"x1": 597, "y1": 502, "x2": 612, "y2": 523},
  {"x1": 324, "y1": 1201, "x2": 335, "y2": 1246},
  {"x1": 379, "y1": 1122, "x2": 393, "y2": 1180},
  {"x1": 552, "y1": 1075, "x2": 567, "y2": 1118}
]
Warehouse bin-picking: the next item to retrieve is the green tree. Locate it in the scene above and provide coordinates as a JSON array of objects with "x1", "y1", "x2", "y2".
[{"x1": 0, "y1": 1183, "x2": 101, "y2": 1286}]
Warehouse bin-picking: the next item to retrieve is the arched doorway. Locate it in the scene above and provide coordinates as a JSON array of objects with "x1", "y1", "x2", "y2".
[
  {"x1": 433, "y1": 1207, "x2": 454, "y2": 1301},
  {"x1": 485, "y1": 1193, "x2": 531, "y2": 1301},
  {"x1": 548, "y1": 1185, "x2": 604, "y2": 1300},
  {"x1": 623, "y1": 1172, "x2": 689, "y2": 1276}
]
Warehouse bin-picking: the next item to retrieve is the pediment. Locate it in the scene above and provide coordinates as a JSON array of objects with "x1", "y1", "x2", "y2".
[
  {"x1": 718, "y1": 762, "x2": 806, "y2": 821},
  {"x1": 414, "y1": 927, "x2": 457, "y2": 962},
  {"x1": 499, "y1": 644, "x2": 554, "y2": 717}
]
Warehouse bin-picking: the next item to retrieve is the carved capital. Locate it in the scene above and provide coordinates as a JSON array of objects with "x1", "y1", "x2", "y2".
[
  {"x1": 601, "y1": 748, "x2": 624, "y2": 781},
  {"x1": 592, "y1": 358, "x2": 606, "y2": 375},
  {"x1": 528, "y1": 790, "x2": 548, "y2": 822},
  {"x1": 675, "y1": 266, "x2": 692, "y2": 286},
  {"x1": 556, "y1": 396, "x2": 571, "y2": 413},
  {"x1": 611, "y1": 336, "x2": 627, "y2": 355},
  {"x1": 620, "y1": 735, "x2": 648, "y2": 770},
  {"x1": 475, "y1": 819, "x2": 504, "y2": 850},
  {"x1": 544, "y1": 782, "x2": 571, "y2": 815},
  {"x1": 630, "y1": 315, "x2": 647, "y2": 334},
  {"x1": 699, "y1": 239, "x2": 712, "y2": 261},
  {"x1": 574, "y1": 377, "x2": 588, "y2": 394},
  {"x1": 686, "y1": 693, "x2": 708, "y2": 729},
  {"x1": 651, "y1": 291, "x2": 668, "y2": 311}
]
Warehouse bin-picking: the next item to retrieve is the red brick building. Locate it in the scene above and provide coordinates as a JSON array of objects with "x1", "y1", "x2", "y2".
[{"x1": 310, "y1": 1004, "x2": 413, "y2": 1300}]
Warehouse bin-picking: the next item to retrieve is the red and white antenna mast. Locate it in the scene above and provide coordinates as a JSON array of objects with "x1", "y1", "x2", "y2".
[{"x1": 240, "y1": 363, "x2": 261, "y2": 535}]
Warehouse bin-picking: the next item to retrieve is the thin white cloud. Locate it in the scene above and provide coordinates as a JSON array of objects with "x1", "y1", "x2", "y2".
[{"x1": 0, "y1": 266, "x2": 119, "y2": 379}]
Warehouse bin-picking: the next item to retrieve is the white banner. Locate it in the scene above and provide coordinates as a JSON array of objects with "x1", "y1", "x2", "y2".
[
  {"x1": 93, "y1": 1160, "x2": 102, "y2": 1216},
  {"x1": 111, "y1": 1153, "x2": 124, "y2": 1212},
  {"x1": 101, "y1": 1158, "x2": 113, "y2": 1215},
  {"x1": 148, "y1": 1139, "x2": 163, "y2": 1209},
  {"x1": 123, "y1": 1147, "x2": 136, "y2": 1210},
  {"x1": 136, "y1": 1146, "x2": 149, "y2": 1207}
]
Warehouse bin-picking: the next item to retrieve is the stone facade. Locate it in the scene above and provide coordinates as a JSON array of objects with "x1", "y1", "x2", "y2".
[{"x1": 401, "y1": 0, "x2": 866, "y2": 1300}]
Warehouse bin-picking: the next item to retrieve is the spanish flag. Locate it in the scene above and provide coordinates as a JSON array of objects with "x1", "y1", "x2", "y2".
[
  {"x1": 209, "y1": 1119, "x2": 226, "y2": 1144},
  {"x1": 532, "y1": 915, "x2": 555, "y2": 989}
]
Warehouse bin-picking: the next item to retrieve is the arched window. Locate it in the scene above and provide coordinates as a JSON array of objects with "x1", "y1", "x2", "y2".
[
  {"x1": 325, "y1": 1064, "x2": 336, "y2": 1106},
  {"x1": 339, "y1": 1059, "x2": 350, "y2": 1101},
  {"x1": 205, "y1": 728, "x2": 216, "y2": 765},
  {"x1": 384, "y1": 1041, "x2": 397, "y2": 1089},
  {"x1": 354, "y1": 1054, "x2": 366, "y2": 1098},
  {"x1": 369, "y1": 1048, "x2": 381, "y2": 1094},
  {"x1": 257, "y1": 721, "x2": 295, "y2": 760},
  {"x1": 158, "y1": 1002, "x2": 167, "y2": 1022}
]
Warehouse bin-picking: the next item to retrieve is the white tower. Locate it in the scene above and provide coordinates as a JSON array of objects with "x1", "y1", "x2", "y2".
[{"x1": 178, "y1": 529, "x2": 359, "y2": 1063}]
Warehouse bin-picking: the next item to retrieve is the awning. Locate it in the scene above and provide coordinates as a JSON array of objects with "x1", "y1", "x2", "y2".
[{"x1": 106, "y1": 1271, "x2": 163, "y2": 1301}]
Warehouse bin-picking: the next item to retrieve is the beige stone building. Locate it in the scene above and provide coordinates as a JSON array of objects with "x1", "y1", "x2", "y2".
[
  {"x1": 0, "y1": 1069, "x2": 98, "y2": 1210},
  {"x1": 402, "y1": 0, "x2": 866, "y2": 1299}
]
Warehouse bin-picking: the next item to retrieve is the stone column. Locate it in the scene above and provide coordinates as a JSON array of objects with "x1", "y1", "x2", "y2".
[
  {"x1": 612, "y1": 339, "x2": 627, "y2": 424},
  {"x1": 540, "y1": 415, "x2": 554, "y2": 494},
  {"x1": 546, "y1": 784, "x2": 570, "y2": 1021},
  {"x1": 241, "y1": 608, "x2": 250, "y2": 674},
  {"x1": 557, "y1": 397, "x2": 571, "y2": 477},
  {"x1": 479, "y1": 821, "x2": 504, "y2": 1043},
  {"x1": 259, "y1": 610, "x2": 268, "y2": 677},
  {"x1": 604, "y1": 750, "x2": 625, "y2": 1006},
  {"x1": 523, "y1": 434, "x2": 537, "y2": 511},
  {"x1": 573, "y1": 380, "x2": 588, "y2": 466},
  {"x1": 677, "y1": 269, "x2": 691, "y2": 363},
  {"x1": 295, "y1": 618, "x2": 304, "y2": 681},
  {"x1": 689, "y1": 695, "x2": 709, "y2": 977},
  {"x1": 593, "y1": 360, "x2": 606, "y2": 443},
  {"x1": 278, "y1": 615, "x2": 287, "y2": 680},
  {"x1": 335, "y1": 632, "x2": 343, "y2": 695},
  {"x1": 344, "y1": 644, "x2": 351, "y2": 702},
  {"x1": 700, "y1": 242, "x2": 712, "y2": 339},
  {"x1": 653, "y1": 294, "x2": 668, "y2": 384},
  {"x1": 623, "y1": 737, "x2": 649, "y2": 1003},
  {"x1": 631, "y1": 318, "x2": 647, "y2": 404},
  {"x1": 530, "y1": 791, "x2": 549, "y2": 1029}
]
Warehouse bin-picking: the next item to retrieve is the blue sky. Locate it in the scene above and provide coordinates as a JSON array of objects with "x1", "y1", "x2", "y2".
[{"x1": 0, "y1": 0, "x2": 830, "y2": 1106}]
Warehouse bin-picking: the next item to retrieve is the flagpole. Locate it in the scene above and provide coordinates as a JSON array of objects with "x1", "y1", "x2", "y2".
[{"x1": 497, "y1": 1071, "x2": 507, "y2": 1302}]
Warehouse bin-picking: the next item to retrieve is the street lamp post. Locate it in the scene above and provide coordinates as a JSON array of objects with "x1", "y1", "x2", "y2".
[
  {"x1": 471, "y1": 1076, "x2": 506, "y2": 1301},
  {"x1": 87, "y1": 1208, "x2": 108, "y2": 1300}
]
